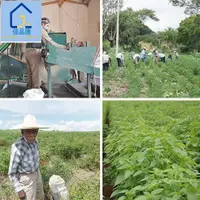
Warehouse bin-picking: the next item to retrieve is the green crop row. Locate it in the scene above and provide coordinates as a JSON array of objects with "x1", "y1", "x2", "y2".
[
  {"x1": 103, "y1": 54, "x2": 200, "y2": 98},
  {"x1": 103, "y1": 101, "x2": 200, "y2": 200}
]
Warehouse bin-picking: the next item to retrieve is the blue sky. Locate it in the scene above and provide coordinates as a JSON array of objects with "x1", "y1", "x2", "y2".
[
  {"x1": 0, "y1": 100, "x2": 100, "y2": 131},
  {"x1": 124, "y1": 0, "x2": 187, "y2": 32}
]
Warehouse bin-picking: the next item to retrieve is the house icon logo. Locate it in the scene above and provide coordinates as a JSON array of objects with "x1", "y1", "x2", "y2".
[
  {"x1": 1, "y1": 0, "x2": 42, "y2": 42},
  {"x1": 10, "y1": 3, "x2": 32, "y2": 35}
]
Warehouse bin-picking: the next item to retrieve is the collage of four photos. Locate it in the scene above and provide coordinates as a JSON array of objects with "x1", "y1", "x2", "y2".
[{"x1": 0, "y1": 0, "x2": 200, "y2": 199}]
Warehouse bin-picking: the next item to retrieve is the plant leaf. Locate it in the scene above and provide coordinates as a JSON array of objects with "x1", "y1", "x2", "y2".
[
  {"x1": 151, "y1": 188, "x2": 164, "y2": 195},
  {"x1": 134, "y1": 195, "x2": 147, "y2": 200},
  {"x1": 115, "y1": 173, "x2": 125, "y2": 185}
]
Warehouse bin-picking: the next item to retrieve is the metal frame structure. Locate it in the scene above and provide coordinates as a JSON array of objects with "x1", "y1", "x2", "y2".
[
  {"x1": 0, "y1": 42, "x2": 100, "y2": 98},
  {"x1": 46, "y1": 43, "x2": 100, "y2": 98}
]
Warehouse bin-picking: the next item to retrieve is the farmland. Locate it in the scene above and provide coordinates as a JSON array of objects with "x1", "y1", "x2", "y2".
[
  {"x1": 103, "y1": 52, "x2": 200, "y2": 98},
  {"x1": 0, "y1": 131, "x2": 100, "y2": 200},
  {"x1": 103, "y1": 101, "x2": 200, "y2": 199}
]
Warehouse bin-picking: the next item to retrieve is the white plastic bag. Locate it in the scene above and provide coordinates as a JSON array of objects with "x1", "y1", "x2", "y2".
[
  {"x1": 23, "y1": 88, "x2": 44, "y2": 99},
  {"x1": 49, "y1": 175, "x2": 68, "y2": 200},
  {"x1": 2, "y1": 82, "x2": 9, "y2": 90}
]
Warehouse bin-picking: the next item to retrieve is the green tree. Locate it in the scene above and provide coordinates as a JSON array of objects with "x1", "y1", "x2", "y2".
[
  {"x1": 158, "y1": 28, "x2": 178, "y2": 50},
  {"x1": 169, "y1": 0, "x2": 200, "y2": 15},
  {"x1": 135, "y1": 8, "x2": 159, "y2": 22},
  {"x1": 103, "y1": 0, "x2": 124, "y2": 37},
  {"x1": 177, "y1": 14, "x2": 200, "y2": 52},
  {"x1": 103, "y1": 7, "x2": 159, "y2": 50},
  {"x1": 138, "y1": 33, "x2": 160, "y2": 47}
]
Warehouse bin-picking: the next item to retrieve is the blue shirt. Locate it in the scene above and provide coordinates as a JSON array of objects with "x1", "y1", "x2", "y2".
[{"x1": 141, "y1": 50, "x2": 146, "y2": 59}]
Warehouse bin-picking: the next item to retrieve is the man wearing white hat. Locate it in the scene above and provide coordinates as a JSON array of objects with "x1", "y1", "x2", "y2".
[{"x1": 8, "y1": 114, "x2": 46, "y2": 200}]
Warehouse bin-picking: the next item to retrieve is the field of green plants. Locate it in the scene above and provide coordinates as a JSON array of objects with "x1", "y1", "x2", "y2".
[
  {"x1": 103, "y1": 101, "x2": 200, "y2": 200},
  {"x1": 103, "y1": 51, "x2": 200, "y2": 98},
  {"x1": 0, "y1": 131, "x2": 100, "y2": 200}
]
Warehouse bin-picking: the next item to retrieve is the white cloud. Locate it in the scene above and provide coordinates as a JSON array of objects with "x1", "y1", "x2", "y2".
[
  {"x1": 0, "y1": 121, "x2": 2, "y2": 125},
  {"x1": 9, "y1": 120, "x2": 100, "y2": 132},
  {"x1": 11, "y1": 114, "x2": 23, "y2": 118},
  {"x1": 59, "y1": 120, "x2": 65, "y2": 124},
  {"x1": 10, "y1": 123, "x2": 23, "y2": 130},
  {"x1": 0, "y1": 101, "x2": 100, "y2": 131},
  {"x1": 4, "y1": 120, "x2": 21, "y2": 128},
  {"x1": 10, "y1": 123, "x2": 48, "y2": 130},
  {"x1": 45, "y1": 120, "x2": 100, "y2": 132},
  {"x1": 0, "y1": 100, "x2": 100, "y2": 116}
]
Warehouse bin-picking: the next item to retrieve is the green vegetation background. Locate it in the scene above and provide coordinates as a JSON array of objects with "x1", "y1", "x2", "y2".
[{"x1": 0, "y1": 131, "x2": 100, "y2": 200}]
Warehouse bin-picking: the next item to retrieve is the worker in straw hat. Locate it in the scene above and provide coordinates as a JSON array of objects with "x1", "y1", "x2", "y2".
[{"x1": 8, "y1": 114, "x2": 48, "y2": 200}]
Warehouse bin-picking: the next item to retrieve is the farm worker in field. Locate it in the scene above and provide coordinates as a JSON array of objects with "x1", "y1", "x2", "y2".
[
  {"x1": 25, "y1": 17, "x2": 67, "y2": 90},
  {"x1": 174, "y1": 51, "x2": 179, "y2": 59},
  {"x1": 133, "y1": 53, "x2": 140, "y2": 65},
  {"x1": 168, "y1": 53, "x2": 172, "y2": 60},
  {"x1": 116, "y1": 52, "x2": 124, "y2": 67},
  {"x1": 140, "y1": 47, "x2": 147, "y2": 64},
  {"x1": 8, "y1": 114, "x2": 47, "y2": 200},
  {"x1": 159, "y1": 53, "x2": 166, "y2": 63},
  {"x1": 153, "y1": 48, "x2": 159, "y2": 64},
  {"x1": 103, "y1": 51, "x2": 110, "y2": 71}
]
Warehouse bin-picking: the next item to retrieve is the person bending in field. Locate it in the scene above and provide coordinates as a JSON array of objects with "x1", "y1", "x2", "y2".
[
  {"x1": 8, "y1": 114, "x2": 47, "y2": 200},
  {"x1": 116, "y1": 52, "x2": 124, "y2": 67},
  {"x1": 133, "y1": 53, "x2": 140, "y2": 65},
  {"x1": 168, "y1": 53, "x2": 172, "y2": 60},
  {"x1": 159, "y1": 53, "x2": 166, "y2": 63},
  {"x1": 174, "y1": 51, "x2": 179, "y2": 59},
  {"x1": 103, "y1": 51, "x2": 110, "y2": 71}
]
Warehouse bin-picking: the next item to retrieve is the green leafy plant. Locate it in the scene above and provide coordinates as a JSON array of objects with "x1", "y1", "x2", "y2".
[
  {"x1": 103, "y1": 102, "x2": 200, "y2": 199},
  {"x1": 103, "y1": 51, "x2": 200, "y2": 98}
]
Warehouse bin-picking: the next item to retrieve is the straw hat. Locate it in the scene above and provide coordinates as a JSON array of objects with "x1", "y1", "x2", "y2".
[{"x1": 20, "y1": 114, "x2": 48, "y2": 130}]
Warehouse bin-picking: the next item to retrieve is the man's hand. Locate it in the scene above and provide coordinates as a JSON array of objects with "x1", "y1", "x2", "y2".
[
  {"x1": 18, "y1": 190, "x2": 26, "y2": 199},
  {"x1": 62, "y1": 45, "x2": 70, "y2": 50}
]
